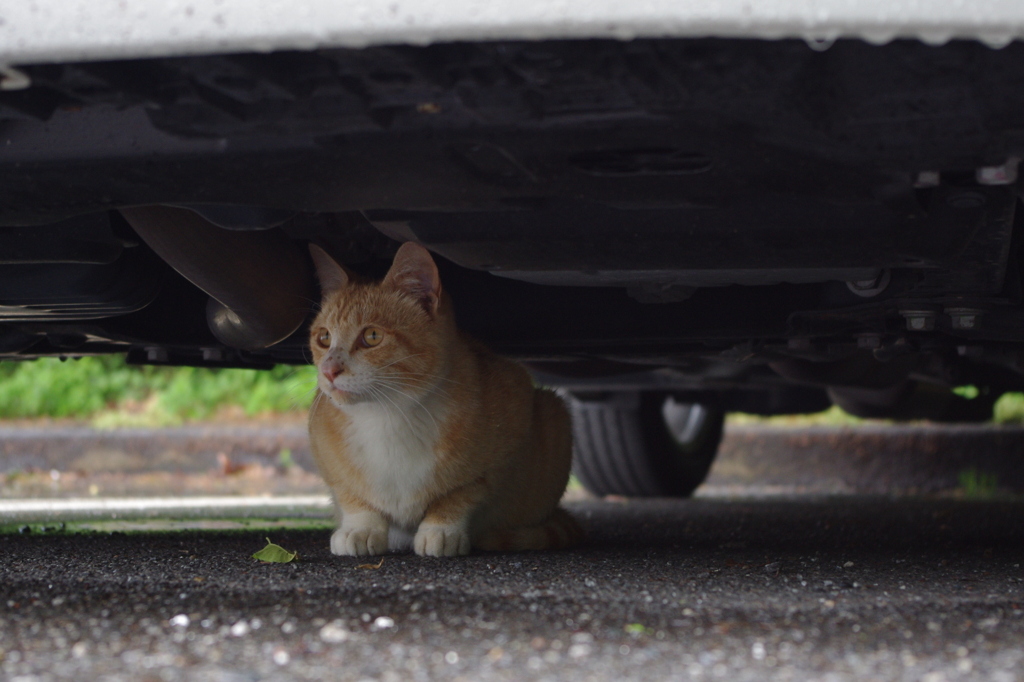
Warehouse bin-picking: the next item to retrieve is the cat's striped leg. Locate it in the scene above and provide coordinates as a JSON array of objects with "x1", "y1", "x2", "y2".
[
  {"x1": 331, "y1": 495, "x2": 389, "y2": 556},
  {"x1": 414, "y1": 479, "x2": 487, "y2": 557},
  {"x1": 475, "y1": 507, "x2": 584, "y2": 552}
]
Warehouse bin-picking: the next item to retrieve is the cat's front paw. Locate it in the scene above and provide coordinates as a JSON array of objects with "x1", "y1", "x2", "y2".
[
  {"x1": 414, "y1": 522, "x2": 471, "y2": 557},
  {"x1": 331, "y1": 527, "x2": 388, "y2": 556}
]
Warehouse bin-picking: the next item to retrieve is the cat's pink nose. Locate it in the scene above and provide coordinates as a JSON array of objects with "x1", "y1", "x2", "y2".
[{"x1": 322, "y1": 360, "x2": 344, "y2": 382}]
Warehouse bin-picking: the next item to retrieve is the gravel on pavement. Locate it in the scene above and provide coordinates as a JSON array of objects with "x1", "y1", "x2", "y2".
[{"x1": 3, "y1": 496, "x2": 1023, "y2": 681}]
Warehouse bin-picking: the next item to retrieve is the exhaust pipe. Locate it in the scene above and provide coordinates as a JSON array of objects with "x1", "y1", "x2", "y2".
[{"x1": 120, "y1": 205, "x2": 315, "y2": 350}]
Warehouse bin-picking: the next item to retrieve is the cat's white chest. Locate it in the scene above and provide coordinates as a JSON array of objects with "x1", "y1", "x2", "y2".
[{"x1": 341, "y1": 401, "x2": 440, "y2": 528}]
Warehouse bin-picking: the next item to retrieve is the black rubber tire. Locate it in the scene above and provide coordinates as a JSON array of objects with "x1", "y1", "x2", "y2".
[{"x1": 569, "y1": 391, "x2": 725, "y2": 498}]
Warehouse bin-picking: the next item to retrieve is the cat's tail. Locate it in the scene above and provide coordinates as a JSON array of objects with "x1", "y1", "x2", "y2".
[{"x1": 474, "y1": 507, "x2": 584, "y2": 552}]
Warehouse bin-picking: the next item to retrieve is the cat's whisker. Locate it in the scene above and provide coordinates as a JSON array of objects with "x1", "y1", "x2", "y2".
[
  {"x1": 290, "y1": 293, "x2": 324, "y2": 308},
  {"x1": 276, "y1": 369, "x2": 322, "y2": 411},
  {"x1": 378, "y1": 370, "x2": 450, "y2": 383},
  {"x1": 366, "y1": 385, "x2": 400, "y2": 432},
  {"x1": 377, "y1": 382, "x2": 441, "y2": 433},
  {"x1": 375, "y1": 369, "x2": 459, "y2": 388},
  {"x1": 375, "y1": 374, "x2": 453, "y2": 394},
  {"x1": 372, "y1": 374, "x2": 447, "y2": 399},
  {"x1": 373, "y1": 377, "x2": 454, "y2": 404},
  {"x1": 369, "y1": 384, "x2": 418, "y2": 433},
  {"x1": 374, "y1": 353, "x2": 425, "y2": 372},
  {"x1": 383, "y1": 370, "x2": 465, "y2": 387},
  {"x1": 285, "y1": 374, "x2": 320, "y2": 395}
]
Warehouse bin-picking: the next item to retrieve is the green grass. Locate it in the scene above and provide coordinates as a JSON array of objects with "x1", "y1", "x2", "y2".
[
  {"x1": 727, "y1": 405, "x2": 874, "y2": 427},
  {"x1": 993, "y1": 392, "x2": 1024, "y2": 424},
  {"x1": 731, "y1": 392, "x2": 1024, "y2": 427},
  {"x1": 0, "y1": 356, "x2": 317, "y2": 426},
  {"x1": 957, "y1": 467, "x2": 999, "y2": 499},
  {"x1": 7, "y1": 355, "x2": 1024, "y2": 428}
]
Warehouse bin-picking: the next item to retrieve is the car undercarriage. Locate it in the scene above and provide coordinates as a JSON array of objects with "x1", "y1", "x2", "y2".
[{"x1": 2, "y1": 37, "x2": 1024, "y2": 430}]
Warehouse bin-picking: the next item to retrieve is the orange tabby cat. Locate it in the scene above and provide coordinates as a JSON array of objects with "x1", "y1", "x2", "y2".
[{"x1": 307, "y1": 242, "x2": 581, "y2": 557}]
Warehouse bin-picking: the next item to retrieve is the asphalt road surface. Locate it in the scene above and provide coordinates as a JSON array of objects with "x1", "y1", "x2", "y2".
[{"x1": 3, "y1": 496, "x2": 1024, "y2": 681}]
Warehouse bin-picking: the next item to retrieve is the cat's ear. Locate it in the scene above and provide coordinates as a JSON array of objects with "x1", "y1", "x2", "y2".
[
  {"x1": 384, "y1": 242, "x2": 441, "y2": 315},
  {"x1": 309, "y1": 244, "x2": 350, "y2": 295}
]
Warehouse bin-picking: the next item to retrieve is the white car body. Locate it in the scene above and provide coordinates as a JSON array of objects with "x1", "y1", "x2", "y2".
[{"x1": 2, "y1": 0, "x2": 1024, "y2": 67}]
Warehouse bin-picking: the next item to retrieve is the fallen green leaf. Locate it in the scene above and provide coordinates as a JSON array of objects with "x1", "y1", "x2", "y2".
[
  {"x1": 624, "y1": 623, "x2": 649, "y2": 635},
  {"x1": 252, "y1": 537, "x2": 298, "y2": 563}
]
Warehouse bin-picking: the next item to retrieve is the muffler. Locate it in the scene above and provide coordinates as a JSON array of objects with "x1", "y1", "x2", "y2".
[{"x1": 120, "y1": 205, "x2": 314, "y2": 350}]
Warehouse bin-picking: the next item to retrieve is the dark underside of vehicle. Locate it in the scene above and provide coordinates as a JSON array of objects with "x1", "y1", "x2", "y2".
[{"x1": 3, "y1": 36, "x2": 1024, "y2": 425}]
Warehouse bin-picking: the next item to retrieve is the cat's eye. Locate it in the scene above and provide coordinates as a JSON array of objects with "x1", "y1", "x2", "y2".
[
  {"x1": 316, "y1": 328, "x2": 331, "y2": 348},
  {"x1": 360, "y1": 326, "x2": 384, "y2": 348}
]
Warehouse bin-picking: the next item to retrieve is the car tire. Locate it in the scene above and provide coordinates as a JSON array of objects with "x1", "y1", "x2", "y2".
[{"x1": 569, "y1": 391, "x2": 725, "y2": 498}]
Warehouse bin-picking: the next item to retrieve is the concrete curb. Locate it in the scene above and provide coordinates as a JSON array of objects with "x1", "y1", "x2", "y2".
[
  {"x1": 706, "y1": 424, "x2": 1024, "y2": 495},
  {"x1": 2, "y1": 423, "x2": 1023, "y2": 495},
  {"x1": 0, "y1": 495, "x2": 331, "y2": 523},
  {"x1": 0, "y1": 425, "x2": 313, "y2": 475}
]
